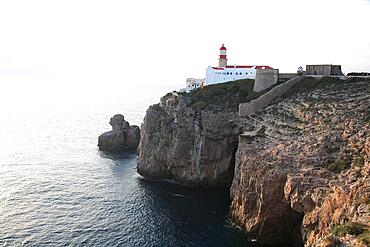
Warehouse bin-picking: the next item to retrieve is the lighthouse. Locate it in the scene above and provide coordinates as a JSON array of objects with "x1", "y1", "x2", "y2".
[{"x1": 218, "y1": 44, "x2": 227, "y2": 67}]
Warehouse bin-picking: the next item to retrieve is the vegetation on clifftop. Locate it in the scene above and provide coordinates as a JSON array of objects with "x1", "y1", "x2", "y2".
[
  {"x1": 283, "y1": 76, "x2": 370, "y2": 97},
  {"x1": 185, "y1": 79, "x2": 263, "y2": 111}
]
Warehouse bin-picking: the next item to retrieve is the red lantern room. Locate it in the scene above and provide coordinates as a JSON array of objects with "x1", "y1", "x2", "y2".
[{"x1": 218, "y1": 44, "x2": 227, "y2": 67}]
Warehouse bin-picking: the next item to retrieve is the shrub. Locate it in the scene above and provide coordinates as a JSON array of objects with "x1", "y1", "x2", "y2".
[
  {"x1": 345, "y1": 76, "x2": 370, "y2": 84},
  {"x1": 358, "y1": 230, "x2": 370, "y2": 245},
  {"x1": 282, "y1": 77, "x2": 319, "y2": 96},
  {"x1": 192, "y1": 101, "x2": 207, "y2": 111},
  {"x1": 256, "y1": 125, "x2": 266, "y2": 137},
  {"x1": 189, "y1": 79, "x2": 260, "y2": 111},
  {"x1": 364, "y1": 109, "x2": 370, "y2": 123},
  {"x1": 323, "y1": 150, "x2": 352, "y2": 173},
  {"x1": 282, "y1": 76, "x2": 346, "y2": 98},
  {"x1": 353, "y1": 155, "x2": 365, "y2": 167},
  {"x1": 332, "y1": 222, "x2": 365, "y2": 237}
]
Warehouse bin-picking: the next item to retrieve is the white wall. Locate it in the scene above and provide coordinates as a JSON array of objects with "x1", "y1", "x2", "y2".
[{"x1": 205, "y1": 67, "x2": 256, "y2": 85}]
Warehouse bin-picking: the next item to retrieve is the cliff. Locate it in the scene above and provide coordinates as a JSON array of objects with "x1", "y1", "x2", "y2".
[
  {"x1": 138, "y1": 77, "x2": 369, "y2": 246},
  {"x1": 137, "y1": 79, "x2": 261, "y2": 186},
  {"x1": 231, "y1": 77, "x2": 370, "y2": 246}
]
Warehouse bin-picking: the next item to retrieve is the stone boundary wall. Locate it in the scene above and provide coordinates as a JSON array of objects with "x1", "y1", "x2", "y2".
[
  {"x1": 253, "y1": 69, "x2": 279, "y2": 92},
  {"x1": 306, "y1": 65, "x2": 343, "y2": 76},
  {"x1": 239, "y1": 76, "x2": 304, "y2": 117},
  {"x1": 279, "y1": 73, "x2": 297, "y2": 81}
]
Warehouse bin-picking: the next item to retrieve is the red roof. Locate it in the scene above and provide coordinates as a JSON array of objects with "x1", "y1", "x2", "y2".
[
  {"x1": 226, "y1": 65, "x2": 253, "y2": 68},
  {"x1": 219, "y1": 44, "x2": 227, "y2": 50},
  {"x1": 255, "y1": 66, "x2": 273, "y2": 69}
]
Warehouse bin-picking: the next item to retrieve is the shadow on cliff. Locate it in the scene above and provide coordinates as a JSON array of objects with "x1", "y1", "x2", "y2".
[{"x1": 135, "y1": 177, "x2": 299, "y2": 247}]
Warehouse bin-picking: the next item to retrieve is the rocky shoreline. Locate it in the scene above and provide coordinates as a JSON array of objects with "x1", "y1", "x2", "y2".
[{"x1": 137, "y1": 77, "x2": 369, "y2": 246}]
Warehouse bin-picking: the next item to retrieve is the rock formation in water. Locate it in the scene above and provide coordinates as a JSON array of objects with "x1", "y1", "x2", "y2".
[
  {"x1": 137, "y1": 80, "x2": 261, "y2": 186},
  {"x1": 138, "y1": 77, "x2": 369, "y2": 246},
  {"x1": 231, "y1": 77, "x2": 369, "y2": 246},
  {"x1": 98, "y1": 114, "x2": 140, "y2": 151}
]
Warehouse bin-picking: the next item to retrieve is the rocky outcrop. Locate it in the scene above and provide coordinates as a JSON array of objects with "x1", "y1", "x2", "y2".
[
  {"x1": 98, "y1": 114, "x2": 140, "y2": 151},
  {"x1": 137, "y1": 80, "x2": 260, "y2": 186},
  {"x1": 231, "y1": 78, "x2": 370, "y2": 246},
  {"x1": 137, "y1": 94, "x2": 240, "y2": 186}
]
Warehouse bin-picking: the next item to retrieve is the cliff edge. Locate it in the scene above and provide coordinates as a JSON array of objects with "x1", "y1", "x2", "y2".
[{"x1": 137, "y1": 79, "x2": 261, "y2": 186}]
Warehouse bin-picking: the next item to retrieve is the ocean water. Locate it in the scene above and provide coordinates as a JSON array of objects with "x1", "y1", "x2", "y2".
[{"x1": 0, "y1": 81, "x2": 256, "y2": 247}]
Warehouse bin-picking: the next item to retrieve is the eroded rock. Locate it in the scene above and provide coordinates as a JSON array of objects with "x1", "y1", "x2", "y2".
[
  {"x1": 98, "y1": 114, "x2": 140, "y2": 151},
  {"x1": 231, "y1": 78, "x2": 370, "y2": 246}
]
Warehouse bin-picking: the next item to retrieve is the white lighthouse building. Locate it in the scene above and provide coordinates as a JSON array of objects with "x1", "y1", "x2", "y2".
[{"x1": 205, "y1": 44, "x2": 273, "y2": 85}]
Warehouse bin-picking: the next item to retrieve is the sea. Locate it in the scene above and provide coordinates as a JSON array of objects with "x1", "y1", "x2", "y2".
[{"x1": 0, "y1": 79, "x2": 258, "y2": 247}]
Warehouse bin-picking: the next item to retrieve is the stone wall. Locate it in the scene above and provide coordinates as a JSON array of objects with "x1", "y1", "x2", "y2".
[
  {"x1": 306, "y1": 65, "x2": 331, "y2": 75},
  {"x1": 330, "y1": 65, "x2": 344, "y2": 76},
  {"x1": 253, "y1": 69, "x2": 279, "y2": 92},
  {"x1": 239, "y1": 76, "x2": 304, "y2": 117},
  {"x1": 279, "y1": 73, "x2": 297, "y2": 82},
  {"x1": 306, "y1": 64, "x2": 343, "y2": 76}
]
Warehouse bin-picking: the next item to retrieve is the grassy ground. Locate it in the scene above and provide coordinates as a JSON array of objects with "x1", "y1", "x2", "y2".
[
  {"x1": 184, "y1": 79, "x2": 262, "y2": 111},
  {"x1": 180, "y1": 76, "x2": 370, "y2": 112},
  {"x1": 283, "y1": 76, "x2": 370, "y2": 97}
]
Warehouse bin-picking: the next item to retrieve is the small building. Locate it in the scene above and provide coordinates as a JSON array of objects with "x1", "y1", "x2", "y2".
[
  {"x1": 306, "y1": 64, "x2": 343, "y2": 76},
  {"x1": 297, "y1": 66, "x2": 304, "y2": 74},
  {"x1": 205, "y1": 44, "x2": 274, "y2": 85},
  {"x1": 185, "y1": 44, "x2": 277, "y2": 92},
  {"x1": 185, "y1": 78, "x2": 204, "y2": 92}
]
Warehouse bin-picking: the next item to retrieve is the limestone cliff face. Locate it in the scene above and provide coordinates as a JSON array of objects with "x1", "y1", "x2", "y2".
[
  {"x1": 137, "y1": 93, "x2": 240, "y2": 186},
  {"x1": 137, "y1": 78, "x2": 369, "y2": 246},
  {"x1": 137, "y1": 80, "x2": 260, "y2": 186},
  {"x1": 231, "y1": 78, "x2": 370, "y2": 246}
]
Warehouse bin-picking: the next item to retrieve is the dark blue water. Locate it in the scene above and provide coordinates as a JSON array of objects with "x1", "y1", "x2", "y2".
[{"x1": 0, "y1": 83, "x2": 255, "y2": 246}]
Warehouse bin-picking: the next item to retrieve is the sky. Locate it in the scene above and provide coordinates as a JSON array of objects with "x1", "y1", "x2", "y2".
[{"x1": 0, "y1": 0, "x2": 369, "y2": 99}]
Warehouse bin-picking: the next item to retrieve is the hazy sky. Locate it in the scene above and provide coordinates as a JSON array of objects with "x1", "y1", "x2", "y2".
[{"x1": 0, "y1": 0, "x2": 369, "y2": 91}]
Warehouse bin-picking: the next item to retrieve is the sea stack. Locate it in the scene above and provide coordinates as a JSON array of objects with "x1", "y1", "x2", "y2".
[{"x1": 98, "y1": 114, "x2": 140, "y2": 151}]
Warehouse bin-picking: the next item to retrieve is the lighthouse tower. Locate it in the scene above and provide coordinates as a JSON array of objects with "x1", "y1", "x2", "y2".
[{"x1": 218, "y1": 44, "x2": 227, "y2": 67}]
